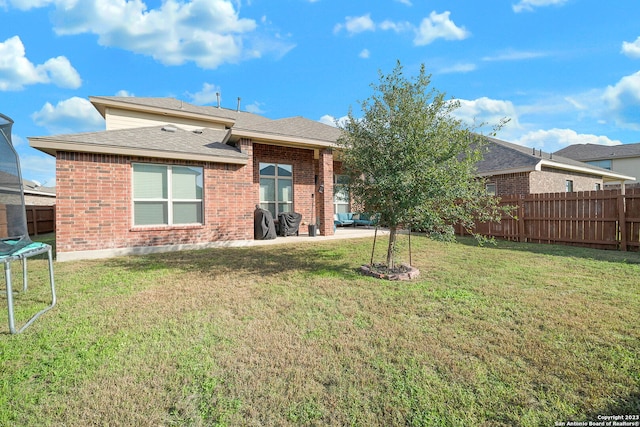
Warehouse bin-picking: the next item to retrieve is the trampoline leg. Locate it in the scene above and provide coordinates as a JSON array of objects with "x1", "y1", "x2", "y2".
[
  {"x1": 5, "y1": 261, "x2": 16, "y2": 334},
  {"x1": 22, "y1": 257, "x2": 27, "y2": 292},
  {"x1": 4, "y1": 246, "x2": 56, "y2": 334}
]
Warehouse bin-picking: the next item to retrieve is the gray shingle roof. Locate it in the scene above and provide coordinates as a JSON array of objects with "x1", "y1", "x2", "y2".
[
  {"x1": 90, "y1": 96, "x2": 342, "y2": 143},
  {"x1": 42, "y1": 125, "x2": 247, "y2": 161},
  {"x1": 554, "y1": 142, "x2": 640, "y2": 161},
  {"x1": 237, "y1": 116, "x2": 342, "y2": 142},
  {"x1": 476, "y1": 137, "x2": 617, "y2": 176}
]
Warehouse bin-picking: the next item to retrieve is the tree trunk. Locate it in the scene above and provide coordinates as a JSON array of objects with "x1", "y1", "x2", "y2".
[{"x1": 386, "y1": 226, "x2": 397, "y2": 269}]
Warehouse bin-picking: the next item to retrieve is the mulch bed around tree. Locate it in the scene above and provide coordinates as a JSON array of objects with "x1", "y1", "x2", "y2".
[{"x1": 360, "y1": 263, "x2": 420, "y2": 281}]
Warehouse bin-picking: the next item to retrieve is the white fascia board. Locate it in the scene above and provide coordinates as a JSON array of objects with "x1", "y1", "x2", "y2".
[
  {"x1": 539, "y1": 159, "x2": 636, "y2": 181},
  {"x1": 475, "y1": 166, "x2": 536, "y2": 177}
]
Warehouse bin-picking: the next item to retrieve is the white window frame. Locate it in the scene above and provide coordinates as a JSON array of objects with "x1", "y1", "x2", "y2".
[
  {"x1": 132, "y1": 163, "x2": 204, "y2": 226},
  {"x1": 565, "y1": 179, "x2": 574, "y2": 193},
  {"x1": 486, "y1": 182, "x2": 497, "y2": 196},
  {"x1": 259, "y1": 163, "x2": 293, "y2": 218},
  {"x1": 334, "y1": 174, "x2": 350, "y2": 214}
]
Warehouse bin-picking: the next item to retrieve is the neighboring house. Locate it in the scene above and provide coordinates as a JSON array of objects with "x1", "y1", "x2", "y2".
[
  {"x1": 23, "y1": 180, "x2": 56, "y2": 206},
  {"x1": 475, "y1": 137, "x2": 635, "y2": 196},
  {"x1": 554, "y1": 142, "x2": 640, "y2": 187},
  {"x1": 30, "y1": 96, "x2": 342, "y2": 261}
]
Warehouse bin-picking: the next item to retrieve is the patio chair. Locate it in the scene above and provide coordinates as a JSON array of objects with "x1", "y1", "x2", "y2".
[{"x1": 0, "y1": 113, "x2": 56, "y2": 334}]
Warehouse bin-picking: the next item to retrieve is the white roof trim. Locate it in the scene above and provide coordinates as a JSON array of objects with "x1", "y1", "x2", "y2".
[{"x1": 539, "y1": 159, "x2": 635, "y2": 181}]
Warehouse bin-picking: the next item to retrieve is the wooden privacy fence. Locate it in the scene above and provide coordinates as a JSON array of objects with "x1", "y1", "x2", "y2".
[
  {"x1": 25, "y1": 205, "x2": 56, "y2": 236},
  {"x1": 458, "y1": 188, "x2": 640, "y2": 252}
]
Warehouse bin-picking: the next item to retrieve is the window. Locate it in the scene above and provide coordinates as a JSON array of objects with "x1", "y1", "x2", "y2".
[
  {"x1": 595, "y1": 183, "x2": 601, "y2": 191},
  {"x1": 259, "y1": 163, "x2": 293, "y2": 218},
  {"x1": 486, "y1": 182, "x2": 497, "y2": 196},
  {"x1": 565, "y1": 179, "x2": 574, "y2": 193},
  {"x1": 133, "y1": 163, "x2": 203, "y2": 226},
  {"x1": 334, "y1": 174, "x2": 350, "y2": 214},
  {"x1": 586, "y1": 159, "x2": 612, "y2": 170}
]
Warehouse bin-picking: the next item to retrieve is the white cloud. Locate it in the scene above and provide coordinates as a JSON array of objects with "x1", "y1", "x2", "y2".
[
  {"x1": 5, "y1": 0, "x2": 54, "y2": 10},
  {"x1": 413, "y1": 11, "x2": 470, "y2": 46},
  {"x1": 334, "y1": 14, "x2": 375, "y2": 35},
  {"x1": 482, "y1": 49, "x2": 547, "y2": 62},
  {"x1": 245, "y1": 101, "x2": 265, "y2": 114},
  {"x1": 602, "y1": 71, "x2": 640, "y2": 129},
  {"x1": 359, "y1": 48, "x2": 370, "y2": 59},
  {"x1": 334, "y1": 10, "x2": 467, "y2": 46},
  {"x1": 622, "y1": 36, "x2": 640, "y2": 59},
  {"x1": 514, "y1": 129, "x2": 622, "y2": 150},
  {"x1": 31, "y1": 97, "x2": 105, "y2": 134},
  {"x1": 17, "y1": 153, "x2": 56, "y2": 186},
  {"x1": 7, "y1": 0, "x2": 291, "y2": 70},
  {"x1": 454, "y1": 97, "x2": 519, "y2": 130},
  {"x1": 115, "y1": 89, "x2": 134, "y2": 97},
  {"x1": 186, "y1": 82, "x2": 222, "y2": 105},
  {"x1": 438, "y1": 63, "x2": 476, "y2": 74},
  {"x1": 40, "y1": 56, "x2": 82, "y2": 88},
  {"x1": 319, "y1": 114, "x2": 348, "y2": 127},
  {"x1": 395, "y1": 0, "x2": 412, "y2": 5},
  {"x1": 512, "y1": 0, "x2": 569, "y2": 13},
  {"x1": 379, "y1": 20, "x2": 413, "y2": 33},
  {"x1": 0, "y1": 36, "x2": 81, "y2": 90}
]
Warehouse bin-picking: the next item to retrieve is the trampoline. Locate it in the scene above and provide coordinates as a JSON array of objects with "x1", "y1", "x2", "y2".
[{"x1": 0, "y1": 113, "x2": 56, "y2": 334}]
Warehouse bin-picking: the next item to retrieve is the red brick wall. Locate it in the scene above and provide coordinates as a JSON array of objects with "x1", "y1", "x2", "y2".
[
  {"x1": 486, "y1": 172, "x2": 530, "y2": 196},
  {"x1": 55, "y1": 152, "x2": 255, "y2": 255},
  {"x1": 530, "y1": 167, "x2": 602, "y2": 193},
  {"x1": 486, "y1": 169, "x2": 604, "y2": 196}
]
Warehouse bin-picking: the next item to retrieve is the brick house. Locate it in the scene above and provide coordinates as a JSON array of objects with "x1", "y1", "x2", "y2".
[
  {"x1": 554, "y1": 142, "x2": 640, "y2": 187},
  {"x1": 476, "y1": 137, "x2": 634, "y2": 196},
  {"x1": 29, "y1": 96, "x2": 635, "y2": 261},
  {"x1": 30, "y1": 96, "x2": 342, "y2": 261}
]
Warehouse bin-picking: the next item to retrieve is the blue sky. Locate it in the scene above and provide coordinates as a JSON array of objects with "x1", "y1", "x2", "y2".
[{"x1": 1, "y1": 0, "x2": 639, "y2": 186}]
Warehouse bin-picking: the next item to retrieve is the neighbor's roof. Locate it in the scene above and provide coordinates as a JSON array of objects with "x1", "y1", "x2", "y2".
[
  {"x1": 30, "y1": 125, "x2": 248, "y2": 165},
  {"x1": 554, "y1": 142, "x2": 640, "y2": 161},
  {"x1": 23, "y1": 179, "x2": 55, "y2": 196},
  {"x1": 476, "y1": 137, "x2": 635, "y2": 182}
]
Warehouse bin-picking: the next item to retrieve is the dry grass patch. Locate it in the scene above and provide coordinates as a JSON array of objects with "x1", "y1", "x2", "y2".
[{"x1": 1, "y1": 235, "x2": 638, "y2": 426}]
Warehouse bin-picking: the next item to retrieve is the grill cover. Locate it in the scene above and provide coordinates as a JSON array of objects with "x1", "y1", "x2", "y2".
[
  {"x1": 277, "y1": 212, "x2": 302, "y2": 237},
  {"x1": 254, "y1": 206, "x2": 277, "y2": 240}
]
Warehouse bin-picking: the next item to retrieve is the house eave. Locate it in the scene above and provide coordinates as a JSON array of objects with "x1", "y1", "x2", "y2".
[
  {"x1": 476, "y1": 166, "x2": 536, "y2": 177},
  {"x1": 539, "y1": 159, "x2": 635, "y2": 182},
  {"x1": 229, "y1": 128, "x2": 338, "y2": 149},
  {"x1": 28, "y1": 138, "x2": 248, "y2": 165}
]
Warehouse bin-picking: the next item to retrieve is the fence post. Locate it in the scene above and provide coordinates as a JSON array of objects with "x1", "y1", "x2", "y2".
[
  {"x1": 31, "y1": 206, "x2": 38, "y2": 236},
  {"x1": 517, "y1": 198, "x2": 525, "y2": 242},
  {"x1": 618, "y1": 194, "x2": 627, "y2": 251}
]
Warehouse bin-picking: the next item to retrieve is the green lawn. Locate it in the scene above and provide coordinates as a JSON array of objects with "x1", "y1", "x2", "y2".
[{"x1": 1, "y1": 234, "x2": 639, "y2": 426}]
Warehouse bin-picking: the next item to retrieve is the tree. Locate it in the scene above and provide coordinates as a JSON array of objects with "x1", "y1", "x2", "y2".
[{"x1": 337, "y1": 61, "x2": 506, "y2": 269}]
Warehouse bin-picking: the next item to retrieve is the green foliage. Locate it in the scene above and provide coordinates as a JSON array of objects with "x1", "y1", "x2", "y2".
[{"x1": 337, "y1": 61, "x2": 507, "y2": 266}]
